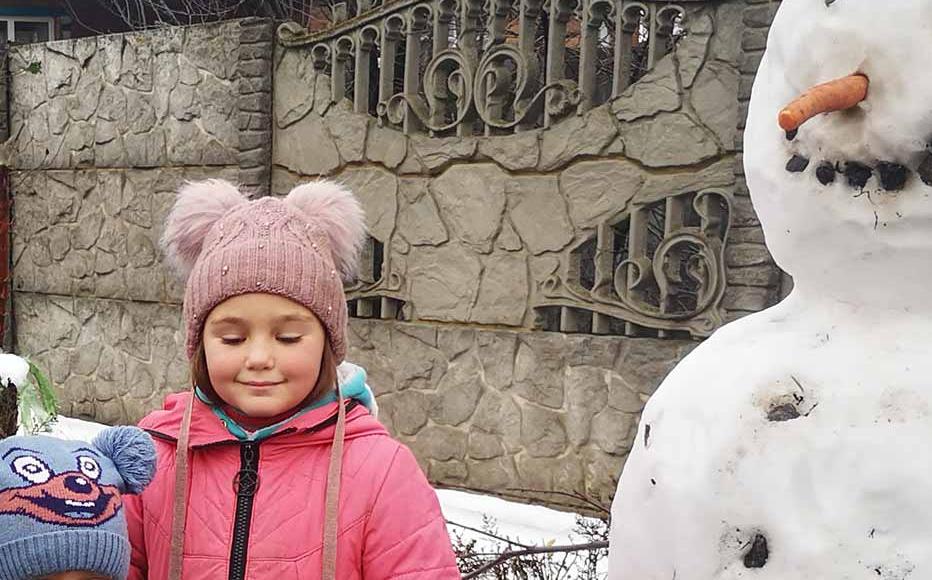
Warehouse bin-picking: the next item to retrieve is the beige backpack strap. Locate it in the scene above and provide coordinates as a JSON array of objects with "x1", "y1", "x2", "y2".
[
  {"x1": 169, "y1": 391, "x2": 195, "y2": 580},
  {"x1": 322, "y1": 387, "x2": 347, "y2": 580}
]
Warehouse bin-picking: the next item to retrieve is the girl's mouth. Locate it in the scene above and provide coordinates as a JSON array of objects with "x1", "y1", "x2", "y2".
[{"x1": 239, "y1": 380, "x2": 284, "y2": 388}]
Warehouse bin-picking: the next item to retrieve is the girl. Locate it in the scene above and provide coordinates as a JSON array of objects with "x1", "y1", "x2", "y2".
[{"x1": 124, "y1": 179, "x2": 460, "y2": 579}]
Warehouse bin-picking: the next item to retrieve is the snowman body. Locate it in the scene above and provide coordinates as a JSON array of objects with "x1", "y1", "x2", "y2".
[{"x1": 608, "y1": 1, "x2": 932, "y2": 578}]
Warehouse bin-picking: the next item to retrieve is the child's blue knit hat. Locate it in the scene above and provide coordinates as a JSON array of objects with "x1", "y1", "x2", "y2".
[{"x1": 0, "y1": 427, "x2": 156, "y2": 580}]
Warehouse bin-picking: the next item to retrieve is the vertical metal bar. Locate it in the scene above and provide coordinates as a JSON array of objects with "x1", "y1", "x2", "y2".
[
  {"x1": 379, "y1": 17, "x2": 404, "y2": 124},
  {"x1": 459, "y1": 0, "x2": 483, "y2": 61},
  {"x1": 589, "y1": 222, "x2": 613, "y2": 334},
  {"x1": 333, "y1": 1, "x2": 350, "y2": 22},
  {"x1": 381, "y1": 297, "x2": 400, "y2": 319},
  {"x1": 655, "y1": 195, "x2": 686, "y2": 338},
  {"x1": 560, "y1": 307, "x2": 591, "y2": 333},
  {"x1": 481, "y1": 0, "x2": 514, "y2": 135},
  {"x1": 578, "y1": 0, "x2": 611, "y2": 113},
  {"x1": 591, "y1": 313, "x2": 610, "y2": 334},
  {"x1": 428, "y1": 0, "x2": 457, "y2": 132},
  {"x1": 544, "y1": 0, "x2": 576, "y2": 127},
  {"x1": 331, "y1": 40, "x2": 348, "y2": 103},
  {"x1": 357, "y1": 298, "x2": 376, "y2": 318},
  {"x1": 434, "y1": 0, "x2": 454, "y2": 54},
  {"x1": 650, "y1": 4, "x2": 677, "y2": 69},
  {"x1": 487, "y1": 0, "x2": 513, "y2": 47},
  {"x1": 458, "y1": 0, "x2": 483, "y2": 136},
  {"x1": 516, "y1": 0, "x2": 545, "y2": 132},
  {"x1": 518, "y1": 0, "x2": 544, "y2": 57},
  {"x1": 664, "y1": 195, "x2": 687, "y2": 235},
  {"x1": 612, "y1": 0, "x2": 626, "y2": 97},
  {"x1": 624, "y1": 206, "x2": 647, "y2": 337},
  {"x1": 646, "y1": 3, "x2": 658, "y2": 69},
  {"x1": 354, "y1": 28, "x2": 378, "y2": 114},
  {"x1": 403, "y1": 7, "x2": 430, "y2": 134},
  {"x1": 545, "y1": 1, "x2": 568, "y2": 85},
  {"x1": 593, "y1": 222, "x2": 614, "y2": 295},
  {"x1": 612, "y1": 2, "x2": 638, "y2": 97}
]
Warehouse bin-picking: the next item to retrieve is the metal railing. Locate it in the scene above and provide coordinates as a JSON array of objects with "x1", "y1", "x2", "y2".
[
  {"x1": 536, "y1": 189, "x2": 730, "y2": 338},
  {"x1": 279, "y1": 0, "x2": 704, "y2": 135}
]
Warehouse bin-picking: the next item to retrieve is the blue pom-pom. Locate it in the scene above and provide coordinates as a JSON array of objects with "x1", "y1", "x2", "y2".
[{"x1": 92, "y1": 426, "x2": 157, "y2": 494}]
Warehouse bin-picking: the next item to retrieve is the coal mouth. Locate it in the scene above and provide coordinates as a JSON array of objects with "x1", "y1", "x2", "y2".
[{"x1": 784, "y1": 154, "x2": 932, "y2": 192}]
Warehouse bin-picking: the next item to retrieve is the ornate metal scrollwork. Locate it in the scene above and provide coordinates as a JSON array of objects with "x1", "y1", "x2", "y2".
[
  {"x1": 380, "y1": 48, "x2": 476, "y2": 131},
  {"x1": 280, "y1": 0, "x2": 703, "y2": 133},
  {"x1": 473, "y1": 44, "x2": 537, "y2": 128},
  {"x1": 537, "y1": 190, "x2": 731, "y2": 337}
]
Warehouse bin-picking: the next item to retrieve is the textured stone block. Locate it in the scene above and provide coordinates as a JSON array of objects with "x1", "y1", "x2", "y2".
[{"x1": 13, "y1": 292, "x2": 186, "y2": 424}]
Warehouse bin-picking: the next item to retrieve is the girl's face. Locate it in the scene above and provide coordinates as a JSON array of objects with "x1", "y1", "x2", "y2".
[{"x1": 203, "y1": 293, "x2": 326, "y2": 418}]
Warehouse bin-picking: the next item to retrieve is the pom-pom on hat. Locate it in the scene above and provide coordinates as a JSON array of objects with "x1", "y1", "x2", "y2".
[
  {"x1": 161, "y1": 179, "x2": 366, "y2": 362},
  {"x1": 0, "y1": 427, "x2": 156, "y2": 580}
]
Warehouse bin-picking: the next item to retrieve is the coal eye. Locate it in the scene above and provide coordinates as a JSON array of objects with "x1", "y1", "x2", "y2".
[
  {"x1": 77, "y1": 456, "x2": 101, "y2": 480},
  {"x1": 12, "y1": 455, "x2": 51, "y2": 484},
  {"x1": 825, "y1": 0, "x2": 837, "y2": 5}
]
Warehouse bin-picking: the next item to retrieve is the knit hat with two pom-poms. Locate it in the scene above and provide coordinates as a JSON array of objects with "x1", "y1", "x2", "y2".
[{"x1": 160, "y1": 180, "x2": 367, "y2": 363}]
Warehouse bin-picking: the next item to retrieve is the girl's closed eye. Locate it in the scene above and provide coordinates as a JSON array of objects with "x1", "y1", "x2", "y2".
[
  {"x1": 277, "y1": 335, "x2": 303, "y2": 344},
  {"x1": 220, "y1": 335, "x2": 246, "y2": 345}
]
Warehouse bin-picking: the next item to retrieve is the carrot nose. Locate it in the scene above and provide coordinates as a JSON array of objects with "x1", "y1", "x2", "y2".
[{"x1": 778, "y1": 74, "x2": 869, "y2": 132}]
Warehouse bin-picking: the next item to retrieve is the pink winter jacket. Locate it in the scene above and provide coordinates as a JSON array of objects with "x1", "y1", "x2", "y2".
[{"x1": 124, "y1": 392, "x2": 461, "y2": 579}]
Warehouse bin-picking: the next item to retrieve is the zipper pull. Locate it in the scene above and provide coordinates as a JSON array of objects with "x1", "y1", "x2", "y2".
[{"x1": 233, "y1": 443, "x2": 260, "y2": 498}]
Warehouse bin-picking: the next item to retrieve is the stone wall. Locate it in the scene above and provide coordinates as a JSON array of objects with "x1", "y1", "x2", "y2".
[
  {"x1": 271, "y1": 0, "x2": 780, "y2": 507},
  {"x1": 6, "y1": 19, "x2": 274, "y2": 421},
  {"x1": 2, "y1": 2, "x2": 786, "y2": 510},
  {"x1": 734, "y1": 0, "x2": 786, "y2": 296},
  {"x1": 350, "y1": 319, "x2": 696, "y2": 508}
]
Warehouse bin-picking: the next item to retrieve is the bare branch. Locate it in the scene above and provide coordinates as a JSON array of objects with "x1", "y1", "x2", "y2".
[
  {"x1": 83, "y1": 0, "x2": 324, "y2": 31},
  {"x1": 505, "y1": 486, "x2": 612, "y2": 517},
  {"x1": 462, "y1": 540, "x2": 610, "y2": 579},
  {"x1": 446, "y1": 519, "x2": 532, "y2": 549}
]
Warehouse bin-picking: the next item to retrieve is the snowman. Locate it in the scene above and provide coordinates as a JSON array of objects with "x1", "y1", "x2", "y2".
[{"x1": 607, "y1": 1, "x2": 932, "y2": 578}]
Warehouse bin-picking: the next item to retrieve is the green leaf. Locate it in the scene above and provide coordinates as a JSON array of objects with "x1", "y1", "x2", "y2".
[
  {"x1": 27, "y1": 361, "x2": 57, "y2": 417},
  {"x1": 16, "y1": 361, "x2": 58, "y2": 434}
]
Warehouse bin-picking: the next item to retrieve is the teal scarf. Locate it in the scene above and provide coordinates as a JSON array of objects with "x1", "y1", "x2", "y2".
[{"x1": 195, "y1": 368, "x2": 375, "y2": 442}]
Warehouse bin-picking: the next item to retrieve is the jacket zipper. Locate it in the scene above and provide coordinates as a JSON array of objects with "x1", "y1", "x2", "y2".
[
  {"x1": 143, "y1": 399, "x2": 361, "y2": 577},
  {"x1": 229, "y1": 442, "x2": 260, "y2": 580}
]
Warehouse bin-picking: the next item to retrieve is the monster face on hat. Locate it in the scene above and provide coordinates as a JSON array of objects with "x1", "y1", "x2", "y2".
[{"x1": 0, "y1": 427, "x2": 156, "y2": 580}]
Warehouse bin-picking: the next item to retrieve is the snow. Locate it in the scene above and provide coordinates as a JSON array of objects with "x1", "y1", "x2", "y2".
[
  {"x1": 0, "y1": 354, "x2": 30, "y2": 388},
  {"x1": 51, "y1": 416, "x2": 109, "y2": 442},
  {"x1": 608, "y1": 1, "x2": 932, "y2": 579},
  {"x1": 438, "y1": 488, "x2": 588, "y2": 546}
]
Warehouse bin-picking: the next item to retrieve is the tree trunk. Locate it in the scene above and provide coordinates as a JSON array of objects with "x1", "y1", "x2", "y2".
[{"x1": 0, "y1": 384, "x2": 16, "y2": 438}]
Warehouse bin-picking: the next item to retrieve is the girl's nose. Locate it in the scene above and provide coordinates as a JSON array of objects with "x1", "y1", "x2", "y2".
[{"x1": 244, "y1": 341, "x2": 275, "y2": 369}]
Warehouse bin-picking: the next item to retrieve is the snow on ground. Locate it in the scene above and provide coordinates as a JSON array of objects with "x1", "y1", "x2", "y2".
[
  {"x1": 52, "y1": 415, "x2": 108, "y2": 442},
  {"x1": 438, "y1": 487, "x2": 588, "y2": 545}
]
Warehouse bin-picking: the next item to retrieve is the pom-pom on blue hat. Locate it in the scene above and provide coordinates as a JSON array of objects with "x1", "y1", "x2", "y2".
[{"x1": 0, "y1": 426, "x2": 156, "y2": 580}]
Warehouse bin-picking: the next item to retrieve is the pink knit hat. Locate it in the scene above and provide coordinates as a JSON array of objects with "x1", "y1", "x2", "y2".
[{"x1": 160, "y1": 179, "x2": 366, "y2": 362}]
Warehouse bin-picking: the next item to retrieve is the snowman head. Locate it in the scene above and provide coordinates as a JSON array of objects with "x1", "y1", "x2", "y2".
[{"x1": 744, "y1": 0, "x2": 932, "y2": 296}]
